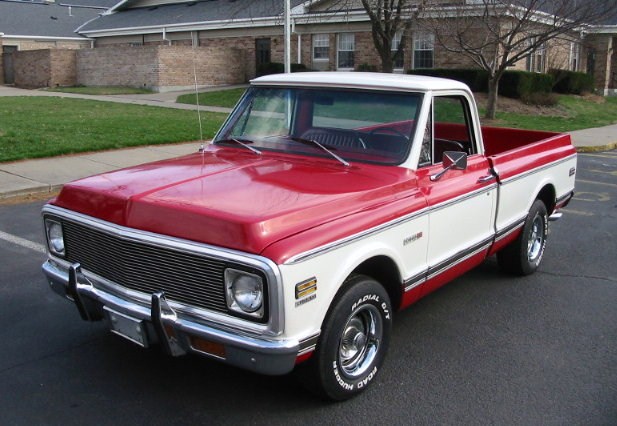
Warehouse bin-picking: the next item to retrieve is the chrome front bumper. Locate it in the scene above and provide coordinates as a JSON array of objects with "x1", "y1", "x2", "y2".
[{"x1": 42, "y1": 260, "x2": 301, "y2": 375}]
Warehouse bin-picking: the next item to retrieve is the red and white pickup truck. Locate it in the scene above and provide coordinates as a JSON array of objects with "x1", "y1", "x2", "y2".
[{"x1": 42, "y1": 72, "x2": 576, "y2": 400}]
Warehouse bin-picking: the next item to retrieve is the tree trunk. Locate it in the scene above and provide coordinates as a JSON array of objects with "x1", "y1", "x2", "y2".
[
  {"x1": 486, "y1": 76, "x2": 499, "y2": 120},
  {"x1": 381, "y1": 57, "x2": 393, "y2": 73}
]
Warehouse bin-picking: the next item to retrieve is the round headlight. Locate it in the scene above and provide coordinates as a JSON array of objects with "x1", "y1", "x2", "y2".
[
  {"x1": 232, "y1": 274, "x2": 263, "y2": 313},
  {"x1": 225, "y1": 269, "x2": 264, "y2": 316},
  {"x1": 46, "y1": 220, "x2": 65, "y2": 256}
]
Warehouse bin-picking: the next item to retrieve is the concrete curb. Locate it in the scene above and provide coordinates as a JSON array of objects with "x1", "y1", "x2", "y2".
[
  {"x1": 0, "y1": 185, "x2": 61, "y2": 201},
  {"x1": 1, "y1": 85, "x2": 615, "y2": 202},
  {"x1": 575, "y1": 142, "x2": 617, "y2": 153}
]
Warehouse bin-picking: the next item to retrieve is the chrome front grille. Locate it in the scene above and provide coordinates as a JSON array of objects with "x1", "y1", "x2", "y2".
[{"x1": 62, "y1": 220, "x2": 228, "y2": 313}]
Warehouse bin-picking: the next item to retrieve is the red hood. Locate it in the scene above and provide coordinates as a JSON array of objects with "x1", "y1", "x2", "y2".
[{"x1": 53, "y1": 146, "x2": 419, "y2": 254}]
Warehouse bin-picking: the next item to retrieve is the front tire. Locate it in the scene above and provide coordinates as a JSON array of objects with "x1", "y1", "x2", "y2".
[
  {"x1": 297, "y1": 275, "x2": 392, "y2": 401},
  {"x1": 497, "y1": 199, "x2": 549, "y2": 276}
]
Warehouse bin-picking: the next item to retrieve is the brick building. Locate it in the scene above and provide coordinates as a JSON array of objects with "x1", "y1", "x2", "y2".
[
  {"x1": 0, "y1": 0, "x2": 118, "y2": 86},
  {"x1": 2, "y1": 0, "x2": 616, "y2": 94}
]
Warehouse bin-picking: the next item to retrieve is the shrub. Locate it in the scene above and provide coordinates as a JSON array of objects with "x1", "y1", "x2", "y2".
[
  {"x1": 356, "y1": 63, "x2": 378, "y2": 72},
  {"x1": 521, "y1": 92, "x2": 559, "y2": 106},
  {"x1": 407, "y1": 68, "x2": 489, "y2": 92},
  {"x1": 499, "y1": 71, "x2": 554, "y2": 99},
  {"x1": 256, "y1": 62, "x2": 308, "y2": 77},
  {"x1": 549, "y1": 69, "x2": 594, "y2": 94}
]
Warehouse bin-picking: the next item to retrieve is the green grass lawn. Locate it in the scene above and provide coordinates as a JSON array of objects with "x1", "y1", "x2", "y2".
[
  {"x1": 44, "y1": 86, "x2": 154, "y2": 95},
  {"x1": 176, "y1": 88, "x2": 246, "y2": 108},
  {"x1": 489, "y1": 96, "x2": 617, "y2": 132},
  {"x1": 2, "y1": 91, "x2": 615, "y2": 163},
  {"x1": 0, "y1": 97, "x2": 226, "y2": 163},
  {"x1": 182, "y1": 88, "x2": 617, "y2": 132}
]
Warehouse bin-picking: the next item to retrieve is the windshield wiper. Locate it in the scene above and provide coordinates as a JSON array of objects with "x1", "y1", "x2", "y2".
[
  {"x1": 289, "y1": 137, "x2": 350, "y2": 167},
  {"x1": 217, "y1": 138, "x2": 262, "y2": 155}
]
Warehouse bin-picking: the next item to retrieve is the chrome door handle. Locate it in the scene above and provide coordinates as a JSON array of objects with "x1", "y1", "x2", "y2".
[{"x1": 477, "y1": 174, "x2": 496, "y2": 183}]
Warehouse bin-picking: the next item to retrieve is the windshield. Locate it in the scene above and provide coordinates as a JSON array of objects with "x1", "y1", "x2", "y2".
[{"x1": 214, "y1": 87, "x2": 422, "y2": 165}]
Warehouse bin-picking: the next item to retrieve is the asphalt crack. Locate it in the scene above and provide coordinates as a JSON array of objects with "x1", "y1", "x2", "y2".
[{"x1": 538, "y1": 270, "x2": 617, "y2": 284}]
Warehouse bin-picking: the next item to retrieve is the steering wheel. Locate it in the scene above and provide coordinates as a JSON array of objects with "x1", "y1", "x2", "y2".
[{"x1": 369, "y1": 127, "x2": 410, "y2": 141}]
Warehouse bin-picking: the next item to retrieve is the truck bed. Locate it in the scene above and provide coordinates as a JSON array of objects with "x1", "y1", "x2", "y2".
[{"x1": 481, "y1": 126, "x2": 576, "y2": 181}]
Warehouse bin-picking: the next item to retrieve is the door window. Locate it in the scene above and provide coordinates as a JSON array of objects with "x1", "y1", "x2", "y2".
[{"x1": 420, "y1": 95, "x2": 476, "y2": 166}]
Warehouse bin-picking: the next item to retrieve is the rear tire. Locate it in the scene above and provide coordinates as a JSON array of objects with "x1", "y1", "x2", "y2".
[
  {"x1": 497, "y1": 199, "x2": 548, "y2": 276},
  {"x1": 296, "y1": 275, "x2": 392, "y2": 401}
]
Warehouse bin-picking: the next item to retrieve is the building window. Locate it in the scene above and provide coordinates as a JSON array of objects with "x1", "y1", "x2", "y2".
[
  {"x1": 413, "y1": 32, "x2": 434, "y2": 69},
  {"x1": 255, "y1": 38, "x2": 271, "y2": 69},
  {"x1": 392, "y1": 30, "x2": 404, "y2": 71},
  {"x1": 337, "y1": 33, "x2": 355, "y2": 70},
  {"x1": 569, "y1": 42, "x2": 579, "y2": 72},
  {"x1": 313, "y1": 34, "x2": 329, "y2": 61},
  {"x1": 527, "y1": 38, "x2": 546, "y2": 73}
]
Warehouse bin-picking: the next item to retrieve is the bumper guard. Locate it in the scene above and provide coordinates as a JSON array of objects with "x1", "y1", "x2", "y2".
[{"x1": 43, "y1": 260, "x2": 301, "y2": 375}]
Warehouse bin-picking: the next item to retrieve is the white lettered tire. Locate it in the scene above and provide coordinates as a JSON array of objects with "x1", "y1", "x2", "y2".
[{"x1": 297, "y1": 274, "x2": 392, "y2": 401}]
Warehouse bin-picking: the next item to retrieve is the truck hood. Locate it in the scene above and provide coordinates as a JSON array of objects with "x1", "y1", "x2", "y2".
[{"x1": 53, "y1": 147, "x2": 418, "y2": 254}]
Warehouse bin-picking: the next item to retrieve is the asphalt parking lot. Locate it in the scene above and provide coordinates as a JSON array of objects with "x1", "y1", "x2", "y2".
[{"x1": 0, "y1": 151, "x2": 615, "y2": 425}]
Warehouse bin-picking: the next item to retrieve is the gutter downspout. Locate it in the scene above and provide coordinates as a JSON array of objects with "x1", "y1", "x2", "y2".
[
  {"x1": 162, "y1": 28, "x2": 171, "y2": 46},
  {"x1": 284, "y1": 0, "x2": 291, "y2": 73},
  {"x1": 293, "y1": 19, "x2": 301, "y2": 64}
]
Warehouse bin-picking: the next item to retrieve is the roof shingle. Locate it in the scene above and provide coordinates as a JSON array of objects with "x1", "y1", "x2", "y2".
[
  {"x1": 0, "y1": 0, "x2": 108, "y2": 38},
  {"x1": 79, "y1": 0, "x2": 306, "y2": 33}
]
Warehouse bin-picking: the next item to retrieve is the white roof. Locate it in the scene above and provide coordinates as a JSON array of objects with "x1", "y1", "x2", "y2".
[{"x1": 251, "y1": 72, "x2": 471, "y2": 93}]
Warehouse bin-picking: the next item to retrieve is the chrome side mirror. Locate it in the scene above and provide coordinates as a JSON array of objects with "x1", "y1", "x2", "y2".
[{"x1": 430, "y1": 151, "x2": 467, "y2": 181}]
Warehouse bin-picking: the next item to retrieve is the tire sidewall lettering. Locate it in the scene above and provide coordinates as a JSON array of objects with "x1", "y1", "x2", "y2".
[
  {"x1": 332, "y1": 360, "x2": 379, "y2": 391},
  {"x1": 330, "y1": 290, "x2": 391, "y2": 392},
  {"x1": 351, "y1": 293, "x2": 390, "y2": 320}
]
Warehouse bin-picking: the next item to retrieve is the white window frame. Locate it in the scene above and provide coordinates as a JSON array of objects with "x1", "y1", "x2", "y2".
[
  {"x1": 569, "y1": 41, "x2": 580, "y2": 72},
  {"x1": 312, "y1": 34, "x2": 329, "y2": 62},
  {"x1": 391, "y1": 30, "x2": 404, "y2": 72},
  {"x1": 412, "y1": 32, "x2": 434, "y2": 70},
  {"x1": 337, "y1": 33, "x2": 355, "y2": 70},
  {"x1": 527, "y1": 38, "x2": 547, "y2": 73}
]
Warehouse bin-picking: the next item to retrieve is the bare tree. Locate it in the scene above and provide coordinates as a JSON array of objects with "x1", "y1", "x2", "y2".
[
  {"x1": 359, "y1": 0, "x2": 423, "y2": 72},
  {"x1": 321, "y1": 0, "x2": 428, "y2": 72},
  {"x1": 419, "y1": 0, "x2": 617, "y2": 119}
]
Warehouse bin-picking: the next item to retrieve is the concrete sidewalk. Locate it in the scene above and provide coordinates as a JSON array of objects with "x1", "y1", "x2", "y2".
[
  {"x1": 0, "y1": 85, "x2": 615, "y2": 199},
  {"x1": 0, "y1": 84, "x2": 241, "y2": 114}
]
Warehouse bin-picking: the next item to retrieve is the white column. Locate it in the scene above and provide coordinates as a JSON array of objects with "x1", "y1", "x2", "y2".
[{"x1": 284, "y1": 0, "x2": 291, "y2": 73}]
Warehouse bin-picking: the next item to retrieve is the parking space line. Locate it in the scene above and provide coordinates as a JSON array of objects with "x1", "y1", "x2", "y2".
[
  {"x1": 576, "y1": 179, "x2": 617, "y2": 188},
  {"x1": 574, "y1": 192, "x2": 611, "y2": 202},
  {"x1": 0, "y1": 230, "x2": 46, "y2": 254},
  {"x1": 562, "y1": 209, "x2": 594, "y2": 217},
  {"x1": 589, "y1": 169, "x2": 617, "y2": 176}
]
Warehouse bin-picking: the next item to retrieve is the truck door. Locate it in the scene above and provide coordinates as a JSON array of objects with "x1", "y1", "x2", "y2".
[{"x1": 416, "y1": 95, "x2": 497, "y2": 295}]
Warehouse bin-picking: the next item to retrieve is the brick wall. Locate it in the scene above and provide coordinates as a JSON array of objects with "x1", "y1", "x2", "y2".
[
  {"x1": 200, "y1": 36, "x2": 259, "y2": 81},
  {"x1": 77, "y1": 46, "x2": 160, "y2": 88},
  {"x1": 586, "y1": 34, "x2": 613, "y2": 94},
  {"x1": 298, "y1": 34, "x2": 313, "y2": 69},
  {"x1": 355, "y1": 32, "x2": 380, "y2": 69},
  {"x1": 13, "y1": 49, "x2": 50, "y2": 88},
  {"x1": 157, "y1": 45, "x2": 244, "y2": 89},
  {"x1": 50, "y1": 50, "x2": 78, "y2": 87},
  {"x1": 13, "y1": 49, "x2": 77, "y2": 88},
  {"x1": 0, "y1": 39, "x2": 86, "y2": 87},
  {"x1": 77, "y1": 45, "x2": 246, "y2": 91}
]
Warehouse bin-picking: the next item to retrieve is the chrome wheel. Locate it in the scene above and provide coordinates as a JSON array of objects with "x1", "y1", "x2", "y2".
[
  {"x1": 338, "y1": 304, "x2": 382, "y2": 378},
  {"x1": 497, "y1": 199, "x2": 548, "y2": 276},
  {"x1": 527, "y1": 213, "x2": 545, "y2": 262}
]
